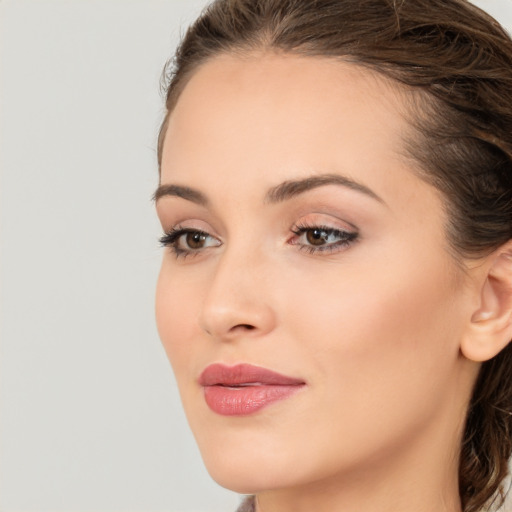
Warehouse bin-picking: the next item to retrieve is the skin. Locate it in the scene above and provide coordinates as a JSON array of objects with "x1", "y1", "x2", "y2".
[{"x1": 155, "y1": 53, "x2": 485, "y2": 512}]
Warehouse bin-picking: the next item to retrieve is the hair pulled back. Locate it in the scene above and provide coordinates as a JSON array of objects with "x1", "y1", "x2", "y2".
[{"x1": 158, "y1": 1, "x2": 512, "y2": 510}]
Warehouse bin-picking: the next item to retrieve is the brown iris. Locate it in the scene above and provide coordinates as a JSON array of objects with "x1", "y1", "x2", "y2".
[
  {"x1": 186, "y1": 232, "x2": 208, "y2": 249},
  {"x1": 306, "y1": 228, "x2": 329, "y2": 246}
]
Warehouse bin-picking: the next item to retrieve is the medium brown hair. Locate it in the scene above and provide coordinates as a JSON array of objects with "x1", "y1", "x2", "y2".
[{"x1": 157, "y1": 1, "x2": 512, "y2": 510}]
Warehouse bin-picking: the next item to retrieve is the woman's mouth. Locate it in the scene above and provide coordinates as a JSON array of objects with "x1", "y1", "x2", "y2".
[{"x1": 199, "y1": 363, "x2": 306, "y2": 416}]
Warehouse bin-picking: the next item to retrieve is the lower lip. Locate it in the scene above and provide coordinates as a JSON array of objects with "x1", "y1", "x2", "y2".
[{"x1": 203, "y1": 384, "x2": 304, "y2": 416}]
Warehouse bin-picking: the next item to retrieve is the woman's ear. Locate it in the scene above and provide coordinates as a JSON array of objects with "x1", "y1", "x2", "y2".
[{"x1": 461, "y1": 241, "x2": 512, "y2": 362}]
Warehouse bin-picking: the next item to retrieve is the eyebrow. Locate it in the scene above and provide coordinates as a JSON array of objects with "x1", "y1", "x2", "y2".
[
  {"x1": 153, "y1": 173, "x2": 384, "y2": 206},
  {"x1": 152, "y1": 184, "x2": 208, "y2": 205},
  {"x1": 264, "y1": 173, "x2": 384, "y2": 204}
]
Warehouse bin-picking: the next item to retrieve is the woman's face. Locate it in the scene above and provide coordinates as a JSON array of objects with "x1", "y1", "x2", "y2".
[{"x1": 155, "y1": 54, "x2": 478, "y2": 495}]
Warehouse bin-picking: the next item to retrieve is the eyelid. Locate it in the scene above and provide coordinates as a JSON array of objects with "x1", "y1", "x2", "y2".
[
  {"x1": 288, "y1": 217, "x2": 359, "y2": 255},
  {"x1": 290, "y1": 211, "x2": 358, "y2": 235}
]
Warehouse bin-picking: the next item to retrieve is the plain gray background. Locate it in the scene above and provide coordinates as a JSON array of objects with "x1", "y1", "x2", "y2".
[{"x1": 1, "y1": 1, "x2": 511, "y2": 511}]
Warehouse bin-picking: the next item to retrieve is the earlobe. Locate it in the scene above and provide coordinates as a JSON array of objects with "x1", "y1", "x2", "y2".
[{"x1": 461, "y1": 244, "x2": 512, "y2": 362}]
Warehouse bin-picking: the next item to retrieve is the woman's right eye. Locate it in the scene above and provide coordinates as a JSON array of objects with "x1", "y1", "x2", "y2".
[{"x1": 159, "y1": 228, "x2": 221, "y2": 258}]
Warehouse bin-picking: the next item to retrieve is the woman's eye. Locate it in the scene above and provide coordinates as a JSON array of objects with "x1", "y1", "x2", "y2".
[
  {"x1": 159, "y1": 224, "x2": 356, "y2": 258},
  {"x1": 290, "y1": 225, "x2": 358, "y2": 254},
  {"x1": 159, "y1": 228, "x2": 221, "y2": 257}
]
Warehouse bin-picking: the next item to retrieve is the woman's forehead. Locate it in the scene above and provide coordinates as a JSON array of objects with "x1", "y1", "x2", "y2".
[
  {"x1": 160, "y1": 54, "x2": 425, "y2": 204},
  {"x1": 164, "y1": 55, "x2": 412, "y2": 163},
  {"x1": 170, "y1": 52, "x2": 409, "y2": 123}
]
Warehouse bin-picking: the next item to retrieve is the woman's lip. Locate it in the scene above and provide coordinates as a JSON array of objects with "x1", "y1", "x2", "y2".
[
  {"x1": 203, "y1": 385, "x2": 303, "y2": 416},
  {"x1": 199, "y1": 363, "x2": 305, "y2": 386},
  {"x1": 199, "y1": 364, "x2": 306, "y2": 416}
]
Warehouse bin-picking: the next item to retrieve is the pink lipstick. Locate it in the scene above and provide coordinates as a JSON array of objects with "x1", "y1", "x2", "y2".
[{"x1": 199, "y1": 363, "x2": 305, "y2": 416}]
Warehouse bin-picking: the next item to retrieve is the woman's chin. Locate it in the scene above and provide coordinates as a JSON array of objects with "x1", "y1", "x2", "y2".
[
  {"x1": 200, "y1": 448, "x2": 304, "y2": 495},
  {"x1": 200, "y1": 451, "x2": 280, "y2": 493},
  {"x1": 208, "y1": 473, "x2": 267, "y2": 495}
]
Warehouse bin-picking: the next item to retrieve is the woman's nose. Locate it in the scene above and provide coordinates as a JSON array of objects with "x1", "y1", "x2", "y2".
[{"x1": 198, "y1": 248, "x2": 277, "y2": 341}]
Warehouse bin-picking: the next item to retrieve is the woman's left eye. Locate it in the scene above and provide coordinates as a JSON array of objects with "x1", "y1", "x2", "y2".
[{"x1": 290, "y1": 224, "x2": 358, "y2": 254}]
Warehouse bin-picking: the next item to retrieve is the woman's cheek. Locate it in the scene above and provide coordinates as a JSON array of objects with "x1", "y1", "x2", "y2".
[
  {"x1": 284, "y1": 243, "x2": 460, "y2": 380},
  {"x1": 155, "y1": 264, "x2": 202, "y2": 366}
]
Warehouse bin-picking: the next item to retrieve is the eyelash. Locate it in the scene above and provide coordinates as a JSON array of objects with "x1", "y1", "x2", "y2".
[
  {"x1": 159, "y1": 223, "x2": 358, "y2": 258},
  {"x1": 290, "y1": 223, "x2": 358, "y2": 254},
  {"x1": 159, "y1": 226, "x2": 216, "y2": 259}
]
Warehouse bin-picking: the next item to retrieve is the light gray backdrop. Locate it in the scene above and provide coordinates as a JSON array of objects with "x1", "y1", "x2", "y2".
[{"x1": 1, "y1": 1, "x2": 511, "y2": 511}]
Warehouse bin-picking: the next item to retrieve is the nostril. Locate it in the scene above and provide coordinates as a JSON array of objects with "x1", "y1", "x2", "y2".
[{"x1": 236, "y1": 324, "x2": 255, "y2": 331}]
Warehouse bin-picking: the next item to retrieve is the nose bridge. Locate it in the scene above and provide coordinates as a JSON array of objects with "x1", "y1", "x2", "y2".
[{"x1": 198, "y1": 239, "x2": 276, "y2": 339}]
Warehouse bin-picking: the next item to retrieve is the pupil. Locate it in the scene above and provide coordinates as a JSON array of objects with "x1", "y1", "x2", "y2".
[
  {"x1": 307, "y1": 229, "x2": 327, "y2": 246},
  {"x1": 187, "y1": 232, "x2": 205, "y2": 249}
]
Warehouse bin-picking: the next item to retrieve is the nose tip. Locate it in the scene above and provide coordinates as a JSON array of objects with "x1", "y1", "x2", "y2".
[
  {"x1": 199, "y1": 298, "x2": 275, "y2": 340},
  {"x1": 198, "y1": 257, "x2": 276, "y2": 341}
]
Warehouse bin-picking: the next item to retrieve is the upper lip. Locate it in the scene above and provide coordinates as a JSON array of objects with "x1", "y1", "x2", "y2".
[{"x1": 199, "y1": 363, "x2": 305, "y2": 387}]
